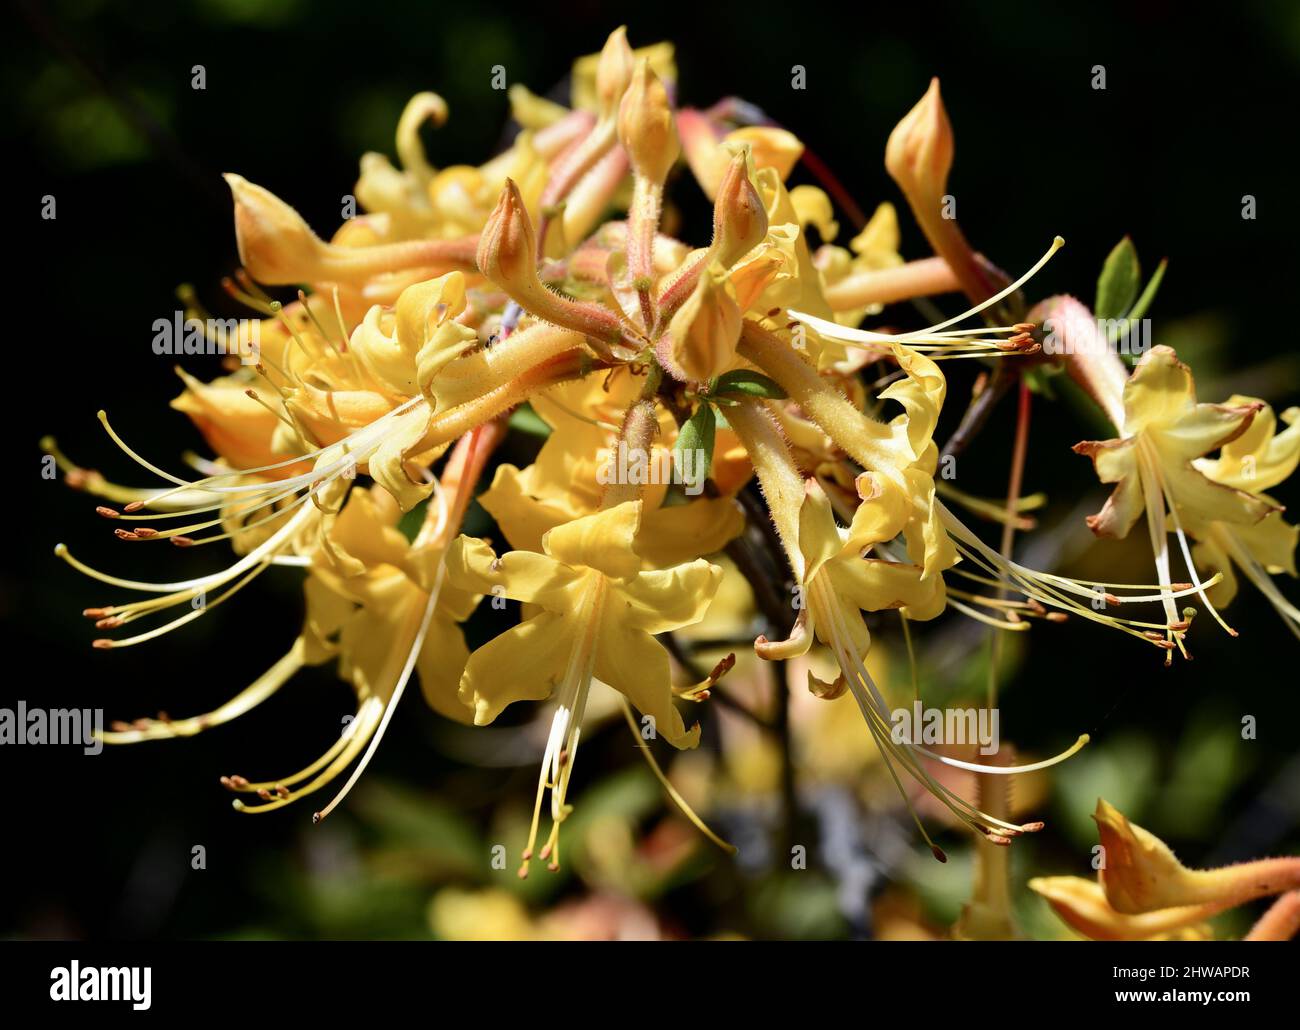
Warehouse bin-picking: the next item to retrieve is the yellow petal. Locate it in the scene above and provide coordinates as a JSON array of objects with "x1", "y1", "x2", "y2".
[
  {"x1": 478, "y1": 462, "x2": 587, "y2": 554},
  {"x1": 878, "y1": 344, "x2": 946, "y2": 460},
  {"x1": 830, "y1": 556, "x2": 944, "y2": 621},
  {"x1": 901, "y1": 468, "x2": 959, "y2": 579},
  {"x1": 1029, "y1": 876, "x2": 1229, "y2": 941},
  {"x1": 444, "y1": 535, "x2": 585, "y2": 612},
  {"x1": 797, "y1": 480, "x2": 845, "y2": 583},
  {"x1": 1151, "y1": 401, "x2": 1261, "y2": 464},
  {"x1": 615, "y1": 559, "x2": 723, "y2": 634},
  {"x1": 723, "y1": 126, "x2": 804, "y2": 182},
  {"x1": 1165, "y1": 460, "x2": 1277, "y2": 527},
  {"x1": 593, "y1": 620, "x2": 700, "y2": 749},
  {"x1": 1233, "y1": 510, "x2": 1299, "y2": 576},
  {"x1": 458, "y1": 612, "x2": 575, "y2": 725},
  {"x1": 171, "y1": 370, "x2": 297, "y2": 473},
  {"x1": 327, "y1": 486, "x2": 409, "y2": 570},
  {"x1": 1074, "y1": 437, "x2": 1143, "y2": 538},
  {"x1": 368, "y1": 406, "x2": 437, "y2": 512},
  {"x1": 415, "y1": 612, "x2": 474, "y2": 724},
  {"x1": 846, "y1": 471, "x2": 911, "y2": 549},
  {"x1": 789, "y1": 185, "x2": 838, "y2": 243},
  {"x1": 339, "y1": 588, "x2": 425, "y2": 704},
  {"x1": 1122, "y1": 345, "x2": 1198, "y2": 434},
  {"x1": 1191, "y1": 535, "x2": 1240, "y2": 609},
  {"x1": 543, "y1": 501, "x2": 643, "y2": 581},
  {"x1": 638, "y1": 497, "x2": 745, "y2": 569},
  {"x1": 1196, "y1": 399, "x2": 1300, "y2": 492}
]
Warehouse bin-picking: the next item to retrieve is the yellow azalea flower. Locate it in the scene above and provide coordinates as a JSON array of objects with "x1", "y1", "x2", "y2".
[
  {"x1": 87, "y1": 428, "x2": 496, "y2": 824},
  {"x1": 347, "y1": 271, "x2": 479, "y2": 400},
  {"x1": 791, "y1": 245, "x2": 1209, "y2": 653},
  {"x1": 1032, "y1": 800, "x2": 1300, "y2": 940},
  {"x1": 1186, "y1": 397, "x2": 1300, "y2": 636},
  {"x1": 478, "y1": 370, "x2": 747, "y2": 568},
  {"x1": 1074, "y1": 344, "x2": 1277, "y2": 649},
  {"x1": 57, "y1": 23, "x2": 1239, "y2": 919},
  {"x1": 353, "y1": 92, "x2": 449, "y2": 240},
  {"x1": 170, "y1": 368, "x2": 306, "y2": 474},
  {"x1": 814, "y1": 202, "x2": 904, "y2": 329},
  {"x1": 725, "y1": 395, "x2": 1083, "y2": 854},
  {"x1": 676, "y1": 111, "x2": 805, "y2": 200},
  {"x1": 445, "y1": 499, "x2": 722, "y2": 874}
]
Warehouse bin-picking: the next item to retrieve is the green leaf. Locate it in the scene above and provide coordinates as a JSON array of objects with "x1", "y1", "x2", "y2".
[
  {"x1": 673, "y1": 402, "x2": 715, "y2": 493},
  {"x1": 1126, "y1": 257, "x2": 1168, "y2": 323},
  {"x1": 1095, "y1": 236, "x2": 1140, "y2": 321},
  {"x1": 710, "y1": 369, "x2": 787, "y2": 399},
  {"x1": 507, "y1": 402, "x2": 551, "y2": 439}
]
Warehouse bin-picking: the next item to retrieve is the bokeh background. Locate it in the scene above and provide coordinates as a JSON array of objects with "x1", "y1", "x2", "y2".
[{"x1": 4, "y1": 0, "x2": 1300, "y2": 939}]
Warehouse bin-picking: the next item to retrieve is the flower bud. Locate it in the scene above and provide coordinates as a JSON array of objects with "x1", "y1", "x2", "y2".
[
  {"x1": 712, "y1": 149, "x2": 767, "y2": 267},
  {"x1": 666, "y1": 265, "x2": 741, "y2": 381},
  {"x1": 595, "y1": 26, "x2": 635, "y2": 119},
  {"x1": 618, "y1": 59, "x2": 679, "y2": 184},
  {"x1": 1094, "y1": 798, "x2": 1300, "y2": 915},
  {"x1": 477, "y1": 180, "x2": 625, "y2": 351},
  {"x1": 225, "y1": 173, "x2": 326, "y2": 284},
  {"x1": 227, "y1": 172, "x2": 479, "y2": 287},
  {"x1": 884, "y1": 77, "x2": 953, "y2": 206},
  {"x1": 475, "y1": 178, "x2": 539, "y2": 291},
  {"x1": 884, "y1": 79, "x2": 1003, "y2": 304}
]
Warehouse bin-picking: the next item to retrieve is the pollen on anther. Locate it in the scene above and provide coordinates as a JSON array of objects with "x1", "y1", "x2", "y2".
[{"x1": 96, "y1": 506, "x2": 120, "y2": 519}]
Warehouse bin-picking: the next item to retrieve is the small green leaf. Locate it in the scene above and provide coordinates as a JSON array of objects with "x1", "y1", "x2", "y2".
[
  {"x1": 1126, "y1": 257, "x2": 1168, "y2": 323},
  {"x1": 710, "y1": 369, "x2": 787, "y2": 399},
  {"x1": 1095, "y1": 236, "x2": 1140, "y2": 321},
  {"x1": 507, "y1": 402, "x2": 551, "y2": 439},
  {"x1": 1022, "y1": 363, "x2": 1061, "y2": 400},
  {"x1": 674, "y1": 402, "x2": 715, "y2": 492}
]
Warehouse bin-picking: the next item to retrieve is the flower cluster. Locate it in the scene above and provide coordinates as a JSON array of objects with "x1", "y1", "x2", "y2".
[{"x1": 47, "y1": 27, "x2": 1298, "y2": 909}]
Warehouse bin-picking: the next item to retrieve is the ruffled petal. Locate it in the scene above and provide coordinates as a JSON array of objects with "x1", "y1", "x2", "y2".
[
  {"x1": 542, "y1": 500, "x2": 643, "y2": 581},
  {"x1": 1074, "y1": 437, "x2": 1143, "y2": 538},
  {"x1": 1196, "y1": 399, "x2": 1300, "y2": 492},
  {"x1": 637, "y1": 497, "x2": 745, "y2": 568},
  {"x1": 458, "y1": 612, "x2": 574, "y2": 725},
  {"x1": 444, "y1": 535, "x2": 586, "y2": 611},
  {"x1": 1121, "y1": 345, "x2": 1197, "y2": 435},
  {"x1": 593, "y1": 622, "x2": 700, "y2": 749},
  {"x1": 614, "y1": 559, "x2": 723, "y2": 634}
]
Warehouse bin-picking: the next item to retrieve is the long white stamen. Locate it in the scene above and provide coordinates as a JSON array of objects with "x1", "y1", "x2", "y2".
[{"x1": 792, "y1": 236, "x2": 1064, "y2": 345}]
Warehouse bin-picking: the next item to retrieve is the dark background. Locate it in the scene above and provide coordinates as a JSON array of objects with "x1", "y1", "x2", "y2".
[{"x1": 4, "y1": 0, "x2": 1299, "y2": 939}]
